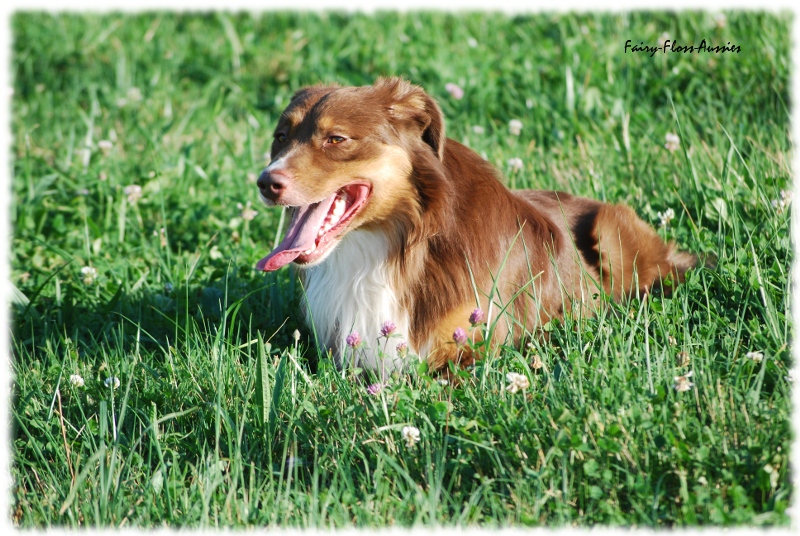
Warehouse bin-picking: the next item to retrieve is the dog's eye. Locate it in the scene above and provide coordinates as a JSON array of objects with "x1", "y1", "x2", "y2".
[
  {"x1": 327, "y1": 135, "x2": 347, "y2": 145},
  {"x1": 274, "y1": 133, "x2": 287, "y2": 143}
]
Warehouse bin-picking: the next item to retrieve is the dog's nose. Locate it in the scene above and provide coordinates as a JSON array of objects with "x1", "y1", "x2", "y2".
[{"x1": 257, "y1": 169, "x2": 288, "y2": 200}]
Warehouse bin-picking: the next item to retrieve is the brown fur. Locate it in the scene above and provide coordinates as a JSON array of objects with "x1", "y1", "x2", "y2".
[{"x1": 258, "y1": 77, "x2": 697, "y2": 371}]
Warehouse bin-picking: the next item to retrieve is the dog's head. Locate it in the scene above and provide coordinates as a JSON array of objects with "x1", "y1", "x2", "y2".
[{"x1": 256, "y1": 77, "x2": 446, "y2": 271}]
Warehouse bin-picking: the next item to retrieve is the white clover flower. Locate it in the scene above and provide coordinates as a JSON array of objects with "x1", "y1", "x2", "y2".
[
  {"x1": 772, "y1": 190, "x2": 792, "y2": 214},
  {"x1": 530, "y1": 354, "x2": 543, "y2": 370},
  {"x1": 664, "y1": 133, "x2": 680, "y2": 152},
  {"x1": 237, "y1": 201, "x2": 258, "y2": 221},
  {"x1": 69, "y1": 374, "x2": 85, "y2": 388},
  {"x1": 437, "y1": 379, "x2": 449, "y2": 386},
  {"x1": 506, "y1": 372, "x2": 530, "y2": 394},
  {"x1": 786, "y1": 369, "x2": 796, "y2": 383},
  {"x1": 467, "y1": 37, "x2": 478, "y2": 48},
  {"x1": 471, "y1": 125, "x2": 485, "y2": 135},
  {"x1": 745, "y1": 351, "x2": 764, "y2": 362},
  {"x1": 673, "y1": 370, "x2": 694, "y2": 392},
  {"x1": 81, "y1": 266, "x2": 98, "y2": 285},
  {"x1": 713, "y1": 12, "x2": 727, "y2": 29},
  {"x1": 124, "y1": 184, "x2": 143, "y2": 204},
  {"x1": 507, "y1": 158, "x2": 524, "y2": 172},
  {"x1": 658, "y1": 207, "x2": 675, "y2": 228},
  {"x1": 508, "y1": 119, "x2": 523, "y2": 136},
  {"x1": 763, "y1": 464, "x2": 779, "y2": 489},
  {"x1": 401, "y1": 425, "x2": 421, "y2": 448},
  {"x1": 677, "y1": 351, "x2": 691, "y2": 367},
  {"x1": 98, "y1": 140, "x2": 113, "y2": 154},
  {"x1": 104, "y1": 376, "x2": 121, "y2": 390}
]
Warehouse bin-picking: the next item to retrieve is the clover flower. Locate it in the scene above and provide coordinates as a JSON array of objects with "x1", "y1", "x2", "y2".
[
  {"x1": 664, "y1": 133, "x2": 680, "y2": 152},
  {"x1": 673, "y1": 370, "x2": 694, "y2": 392},
  {"x1": 81, "y1": 266, "x2": 98, "y2": 285},
  {"x1": 745, "y1": 351, "x2": 764, "y2": 363},
  {"x1": 445, "y1": 83, "x2": 464, "y2": 100},
  {"x1": 530, "y1": 354, "x2": 543, "y2": 370},
  {"x1": 396, "y1": 341, "x2": 408, "y2": 358},
  {"x1": 453, "y1": 327, "x2": 468, "y2": 347},
  {"x1": 69, "y1": 374, "x2": 85, "y2": 388},
  {"x1": 366, "y1": 383, "x2": 383, "y2": 396},
  {"x1": 401, "y1": 425, "x2": 421, "y2": 448},
  {"x1": 105, "y1": 376, "x2": 121, "y2": 390},
  {"x1": 124, "y1": 184, "x2": 142, "y2": 204},
  {"x1": 772, "y1": 190, "x2": 792, "y2": 214},
  {"x1": 506, "y1": 372, "x2": 530, "y2": 394},
  {"x1": 346, "y1": 331, "x2": 362, "y2": 349},
  {"x1": 238, "y1": 201, "x2": 258, "y2": 221},
  {"x1": 507, "y1": 158, "x2": 523, "y2": 172},
  {"x1": 469, "y1": 308, "x2": 485, "y2": 326},
  {"x1": 380, "y1": 320, "x2": 397, "y2": 337},
  {"x1": 472, "y1": 125, "x2": 485, "y2": 135},
  {"x1": 509, "y1": 119, "x2": 523, "y2": 136},
  {"x1": 658, "y1": 208, "x2": 675, "y2": 228}
]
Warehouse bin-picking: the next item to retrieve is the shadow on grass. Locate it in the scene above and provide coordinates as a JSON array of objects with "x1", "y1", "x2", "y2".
[{"x1": 10, "y1": 267, "x2": 319, "y2": 372}]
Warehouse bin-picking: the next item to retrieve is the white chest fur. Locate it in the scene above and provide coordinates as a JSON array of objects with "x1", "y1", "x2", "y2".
[{"x1": 300, "y1": 229, "x2": 412, "y2": 376}]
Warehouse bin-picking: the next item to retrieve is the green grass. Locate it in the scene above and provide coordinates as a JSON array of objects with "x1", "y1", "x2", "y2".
[{"x1": 10, "y1": 10, "x2": 792, "y2": 528}]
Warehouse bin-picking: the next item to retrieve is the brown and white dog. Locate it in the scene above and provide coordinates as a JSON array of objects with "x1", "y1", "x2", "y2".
[{"x1": 256, "y1": 77, "x2": 696, "y2": 375}]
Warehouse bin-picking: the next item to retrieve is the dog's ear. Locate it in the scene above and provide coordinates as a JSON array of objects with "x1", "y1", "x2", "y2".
[{"x1": 375, "y1": 77, "x2": 446, "y2": 161}]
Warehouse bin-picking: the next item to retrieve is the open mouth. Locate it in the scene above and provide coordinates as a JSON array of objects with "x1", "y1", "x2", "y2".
[{"x1": 257, "y1": 183, "x2": 371, "y2": 271}]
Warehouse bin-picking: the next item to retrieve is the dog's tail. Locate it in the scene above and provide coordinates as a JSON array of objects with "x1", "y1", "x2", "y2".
[{"x1": 594, "y1": 204, "x2": 702, "y2": 298}]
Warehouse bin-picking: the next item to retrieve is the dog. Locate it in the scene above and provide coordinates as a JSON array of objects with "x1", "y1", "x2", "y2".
[{"x1": 255, "y1": 77, "x2": 697, "y2": 376}]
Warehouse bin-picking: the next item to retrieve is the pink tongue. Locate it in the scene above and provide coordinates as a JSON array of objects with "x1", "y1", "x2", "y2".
[{"x1": 257, "y1": 194, "x2": 337, "y2": 271}]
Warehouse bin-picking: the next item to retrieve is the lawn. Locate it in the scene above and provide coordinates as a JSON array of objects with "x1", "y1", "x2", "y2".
[{"x1": 9, "y1": 10, "x2": 793, "y2": 528}]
